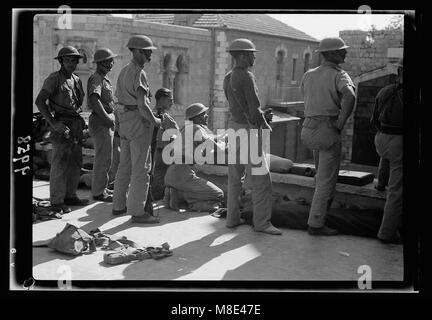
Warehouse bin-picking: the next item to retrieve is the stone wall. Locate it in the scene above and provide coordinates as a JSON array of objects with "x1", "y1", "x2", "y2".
[
  {"x1": 33, "y1": 14, "x2": 212, "y2": 128},
  {"x1": 339, "y1": 29, "x2": 403, "y2": 79}
]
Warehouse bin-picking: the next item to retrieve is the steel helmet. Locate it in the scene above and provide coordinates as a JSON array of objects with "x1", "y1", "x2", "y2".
[
  {"x1": 93, "y1": 48, "x2": 118, "y2": 63},
  {"x1": 54, "y1": 46, "x2": 83, "y2": 60},
  {"x1": 315, "y1": 37, "x2": 349, "y2": 53},
  {"x1": 127, "y1": 35, "x2": 157, "y2": 50},
  {"x1": 185, "y1": 103, "x2": 208, "y2": 119},
  {"x1": 227, "y1": 38, "x2": 258, "y2": 52}
]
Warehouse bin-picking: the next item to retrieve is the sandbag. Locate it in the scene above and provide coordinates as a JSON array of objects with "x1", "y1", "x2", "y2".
[
  {"x1": 269, "y1": 154, "x2": 294, "y2": 173},
  {"x1": 289, "y1": 164, "x2": 316, "y2": 177}
]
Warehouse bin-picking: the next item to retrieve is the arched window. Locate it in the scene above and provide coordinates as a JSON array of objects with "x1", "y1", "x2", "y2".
[
  {"x1": 304, "y1": 52, "x2": 311, "y2": 73},
  {"x1": 162, "y1": 53, "x2": 172, "y2": 90},
  {"x1": 276, "y1": 50, "x2": 285, "y2": 98},
  {"x1": 174, "y1": 54, "x2": 188, "y2": 105}
]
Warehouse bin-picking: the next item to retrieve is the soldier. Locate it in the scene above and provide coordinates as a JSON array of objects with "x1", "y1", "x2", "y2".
[
  {"x1": 164, "y1": 103, "x2": 225, "y2": 212},
  {"x1": 223, "y1": 38, "x2": 281, "y2": 235},
  {"x1": 87, "y1": 48, "x2": 118, "y2": 202},
  {"x1": 371, "y1": 58, "x2": 404, "y2": 244},
  {"x1": 111, "y1": 35, "x2": 162, "y2": 223},
  {"x1": 300, "y1": 37, "x2": 356, "y2": 236},
  {"x1": 151, "y1": 88, "x2": 179, "y2": 200},
  {"x1": 35, "y1": 46, "x2": 89, "y2": 213}
]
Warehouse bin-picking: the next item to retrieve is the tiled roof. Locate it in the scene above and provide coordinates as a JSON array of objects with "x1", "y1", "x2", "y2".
[{"x1": 134, "y1": 13, "x2": 318, "y2": 42}]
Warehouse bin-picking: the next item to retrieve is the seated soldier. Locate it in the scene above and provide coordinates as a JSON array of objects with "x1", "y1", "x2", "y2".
[
  {"x1": 151, "y1": 88, "x2": 179, "y2": 200},
  {"x1": 164, "y1": 103, "x2": 225, "y2": 212}
]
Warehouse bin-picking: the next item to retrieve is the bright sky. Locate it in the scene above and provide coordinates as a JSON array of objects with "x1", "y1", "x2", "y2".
[
  {"x1": 268, "y1": 14, "x2": 402, "y2": 40},
  {"x1": 112, "y1": 13, "x2": 402, "y2": 41}
]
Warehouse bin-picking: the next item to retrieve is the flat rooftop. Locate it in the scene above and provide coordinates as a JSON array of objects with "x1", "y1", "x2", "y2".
[{"x1": 32, "y1": 179, "x2": 403, "y2": 285}]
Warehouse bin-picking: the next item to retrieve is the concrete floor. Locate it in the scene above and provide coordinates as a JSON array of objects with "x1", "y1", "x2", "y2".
[{"x1": 32, "y1": 179, "x2": 403, "y2": 282}]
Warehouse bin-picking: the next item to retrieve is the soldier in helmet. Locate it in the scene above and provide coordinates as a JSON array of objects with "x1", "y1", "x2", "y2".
[
  {"x1": 151, "y1": 88, "x2": 179, "y2": 200},
  {"x1": 163, "y1": 103, "x2": 225, "y2": 211},
  {"x1": 300, "y1": 37, "x2": 356, "y2": 236},
  {"x1": 87, "y1": 48, "x2": 118, "y2": 202},
  {"x1": 111, "y1": 35, "x2": 162, "y2": 223},
  {"x1": 224, "y1": 38, "x2": 281, "y2": 235},
  {"x1": 35, "y1": 46, "x2": 89, "y2": 213},
  {"x1": 370, "y1": 58, "x2": 404, "y2": 244}
]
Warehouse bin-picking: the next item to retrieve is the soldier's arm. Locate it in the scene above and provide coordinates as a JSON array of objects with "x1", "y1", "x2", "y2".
[
  {"x1": 89, "y1": 94, "x2": 114, "y2": 128},
  {"x1": 336, "y1": 86, "x2": 356, "y2": 131},
  {"x1": 137, "y1": 87, "x2": 161, "y2": 127},
  {"x1": 243, "y1": 72, "x2": 271, "y2": 130},
  {"x1": 370, "y1": 87, "x2": 386, "y2": 130},
  {"x1": 35, "y1": 89, "x2": 68, "y2": 134},
  {"x1": 336, "y1": 72, "x2": 356, "y2": 131}
]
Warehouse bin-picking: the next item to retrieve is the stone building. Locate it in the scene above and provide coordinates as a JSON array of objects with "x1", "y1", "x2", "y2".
[{"x1": 33, "y1": 13, "x2": 319, "y2": 132}]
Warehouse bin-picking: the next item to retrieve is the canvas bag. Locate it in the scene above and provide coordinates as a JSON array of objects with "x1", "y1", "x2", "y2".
[{"x1": 48, "y1": 223, "x2": 96, "y2": 256}]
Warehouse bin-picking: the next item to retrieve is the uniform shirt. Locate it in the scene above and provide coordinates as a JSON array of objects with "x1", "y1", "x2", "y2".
[
  {"x1": 301, "y1": 61, "x2": 355, "y2": 117},
  {"x1": 181, "y1": 123, "x2": 224, "y2": 164},
  {"x1": 41, "y1": 70, "x2": 85, "y2": 115},
  {"x1": 115, "y1": 59, "x2": 150, "y2": 106},
  {"x1": 223, "y1": 66, "x2": 263, "y2": 124},
  {"x1": 87, "y1": 70, "x2": 115, "y2": 114},
  {"x1": 371, "y1": 83, "x2": 403, "y2": 132},
  {"x1": 155, "y1": 109, "x2": 179, "y2": 149}
]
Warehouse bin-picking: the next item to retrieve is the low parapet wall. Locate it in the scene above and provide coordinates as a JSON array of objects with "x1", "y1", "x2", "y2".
[{"x1": 194, "y1": 164, "x2": 386, "y2": 211}]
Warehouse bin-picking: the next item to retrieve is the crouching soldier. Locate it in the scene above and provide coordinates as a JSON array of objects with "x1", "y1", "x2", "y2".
[
  {"x1": 35, "y1": 46, "x2": 89, "y2": 213},
  {"x1": 164, "y1": 103, "x2": 224, "y2": 212}
]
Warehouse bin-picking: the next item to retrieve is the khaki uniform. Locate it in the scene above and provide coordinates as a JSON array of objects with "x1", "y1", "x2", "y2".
[
  {"x1": 164, "y1": 122, "x2": 224, "y2": 210},
  {"x1": 372, "y1": 83, "x2": 403, "y2": 240},
  {"x1": 40, "y1": 70, "x2": 85, "y2": 206},
  {"x1": 112, "y1": 60, "x2": 153, "y2": 216},
  {"x1": 300, "y1": 61, "x2": 355, "y2": 228},
  {"x1": 223, "y1": 66, "x2": 273, "y2": 231},
  {"x1": 87, "y1": 70, "x2": 115, "y2": 197},
  {"x1": 152, "y1": 109, "x2": 179, "y2": 199}
]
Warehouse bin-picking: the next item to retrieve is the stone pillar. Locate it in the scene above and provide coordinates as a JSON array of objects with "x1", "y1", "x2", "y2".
[{"x1": 212, "y1": 30, "x2": 229, "y2": 130}]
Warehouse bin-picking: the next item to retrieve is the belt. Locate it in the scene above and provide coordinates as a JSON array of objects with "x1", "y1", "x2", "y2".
[
  {"x1": 54, "y1": 112, "x2": 82, "y2": 120},
  {"x1": 118, "y1": 104, "x2": 138, "y2": 111},
  {"x1": 379, "y1": 126, "x2": 403, "y2": 135},
  {"x1": 306, "y1": 115, "x2": 338, "y2": 120}
]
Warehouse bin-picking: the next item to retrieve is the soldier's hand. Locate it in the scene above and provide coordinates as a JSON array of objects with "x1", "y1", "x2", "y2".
[
  {"x1": 52, "y1": 121, "x2": 69, "y2": 134},
  {"x1": 264, "y1": 108, "x2": 273, "y2": 123},
  {"x1": 153, "y1": 117, "x2": 162, "y2": 127}
]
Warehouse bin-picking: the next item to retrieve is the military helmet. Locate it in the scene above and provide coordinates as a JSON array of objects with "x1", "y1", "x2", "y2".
[
  {"x1": 127, "y1": 35, "x2": 157, "y2": 50},
  {"x1": 155, "y1": 88, "x2": 172, "y2": 100},
  {"x1": 93, "y1": 48, "x2": 118, "y2": 63},
  {"x1": 54, "y1": 46, "x2": 83, "y2": 60},
  {"x1": 315, "y1": 37, "x2": 349, "y2": 53},
  {"x1": 185, "y1": 103, "x2": 208, "y2": 119},
  {"x1": 227, "y1": 38, "x2": 258, "y2": 52}
]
